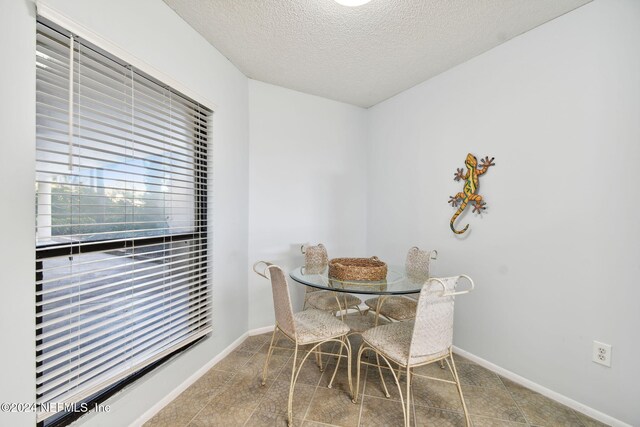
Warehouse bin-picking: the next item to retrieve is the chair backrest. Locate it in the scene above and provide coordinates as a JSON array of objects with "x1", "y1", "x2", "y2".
[
  {"x1": 253, "y1": 262, "x2": 297, "y2": 339},
  {"x1": 408, "y1": 275, "x2": 473, "y2": 364},
  {"x1": 301, "y1": 243, "x2": 328, "y2": 274},
  {"x1": 405, "y1": 246, "x2": 437, "y2": 280}
]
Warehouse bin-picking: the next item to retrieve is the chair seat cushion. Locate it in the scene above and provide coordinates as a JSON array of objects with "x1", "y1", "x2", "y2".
[
  {"x1": 365, "y1": 296, "x2": 417, "y2": 321},
  {"x1": 293, "y1": 309, "x2": 350, "y2": 345},
  {"x1": 307, "y1": 291, "x2": 361, "y2": 312},
  {"x1": 361, "y1": 322, "x2": 448, "y2": 366}
]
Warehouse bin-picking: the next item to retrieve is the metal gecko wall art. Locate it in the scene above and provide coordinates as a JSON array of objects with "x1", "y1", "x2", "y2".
[{"x1": 448, "y1": 153, "x2": 495, "y2": 234}]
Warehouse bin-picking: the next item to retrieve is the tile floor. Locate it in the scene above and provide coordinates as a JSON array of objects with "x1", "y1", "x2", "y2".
[{"x1": 145, "y1": 333, "x2": 608, "y2": 427}]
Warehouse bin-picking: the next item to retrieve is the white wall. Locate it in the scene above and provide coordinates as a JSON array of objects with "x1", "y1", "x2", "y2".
[
  {"x1": 366, "y1": 0, "x2": 639, "y2": 424},
  {"x1": 0, "y1": 0, "x2": 37, "y2": 425},
  {"x1": 248, "y1": 80, "x2": 368, "y2": 329},
  {"x1": 2, "y1": 0, "x2": 637, "y2": 425},
  {"x1": 0, "y1": 0, "x2": 250, "y2": 425}
]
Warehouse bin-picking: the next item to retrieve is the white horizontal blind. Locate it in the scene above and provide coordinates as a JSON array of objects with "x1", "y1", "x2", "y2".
[{"x1": 35, "y1": 21, "x2": 212, "y2": 422}]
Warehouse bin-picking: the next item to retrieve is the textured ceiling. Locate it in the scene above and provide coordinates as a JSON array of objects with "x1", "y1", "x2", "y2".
[{"x1": 163, "y1": 0, "x2": 591, "y2": 108}]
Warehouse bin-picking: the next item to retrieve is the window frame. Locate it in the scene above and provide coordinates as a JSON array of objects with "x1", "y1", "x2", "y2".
[{"x1": 35, "y1": 17, "x2": 212, "y2": 426}]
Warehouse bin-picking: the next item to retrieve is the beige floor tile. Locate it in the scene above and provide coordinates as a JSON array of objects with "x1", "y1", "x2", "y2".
[
  {"x1": 235, "y1": 334, "x2": 271, "y2": 353},
  {"x1": 258, "y1": 335, "x2": 298, "y2": 356},
  {"x1": 318, "y1": 360, "x2": 356, "y2": 394},
  {"x1": 244, "y1": 409, "x2": 303, "y2": 427},
  {"x1": 255, "y1": 331, "x2": 275, "y2": 339},
  {"x1": 362, "y1": 363, "x2": 404, "y2": 401},
  {"x1": 303, "y1": 343, "x2": 342, "y2": 373},
  {"x1": 411, "y1": 375, "x2": 466, "y2": 413},
  {"x1": 462, "y1": 385, "x2": 526, "y2": 423},
  {"x1": 213, "y1": 349, "x2": 254, "y2": 373},
  {"x1": 453, "y1": 353, "x2": 478, "y2": 366},
  {"x1": 471, "y1": 415, "x2": 529, "y2": 426},
  {"x1": 237, "y1": 351, "x2": 291, "y2": 380},
  {"x1": 187, "y1": 369, "x2": 236, "y2": 401},
  {"x1": 273, "y1": 335, "x2": 298, "y2": 349},
  {"x1": 302, "y1": 421, "x2": 340, "y2": 427},
  {"x1": 456, "y1": 363, "x2": 505, "y2": 389},
  {"x1": 500, "y1": 377, "x2": 583, "y2": 426},
  {"x1": 413, "y1": 405, "x2": 466, "y2": 427},
  {"x1": 359, "y1": 395, "x2": 406, "y2": 426},
  {"x1": 256, "y1": 379, "x2": 316, "y2": 419},
  {"x1": 187, "y1": 400, "x2": 254, "y2": 427},
  {"x1": 258, "y1": 341, "x2": 296, "y2": 357},
  {"x1": 277, "y1": 355, "x2": 326, "y2": 386},
  {"x1": 305, "y1": 387, "x2": 361, "y2": 427},
  {"x1": 207, "y1": 372, "x2": 272, "y2": 412},
  {"x1": 413, "y1": 361, "x2": 455, "y2": 381},
  {"x1": 144, "y1": 370, "x2": 235, "y2": 427},
  {"x1": 316, "y1": 340, "x2": 340, "y2": 354},
  {"x1": 146, "y1": 335, "x2": 603, "y2": 427},
  {"x1": 346, "y1": 332, "x2": 363, "y2": 349},
  {"x1": 144, "y1": 392, "x2": 204, "y2": 427}
]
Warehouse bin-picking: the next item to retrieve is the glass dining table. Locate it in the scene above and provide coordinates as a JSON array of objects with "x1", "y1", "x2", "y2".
[
  {"x1": 289, "y1": 265, "x2": 426, "y2": 295},
  {"x1": 289, "y1": 265, "x2": 427, "y2": 333}
]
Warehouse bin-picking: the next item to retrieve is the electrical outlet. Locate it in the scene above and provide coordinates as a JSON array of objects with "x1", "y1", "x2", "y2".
[{"x1": 593, "y1": 341, "x2": 612, "y2": 367}]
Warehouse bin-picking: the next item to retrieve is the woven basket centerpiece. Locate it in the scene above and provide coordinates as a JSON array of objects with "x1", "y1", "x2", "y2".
[{"x1": 328, "y1": 257, "x2": 388, "y2": 281}]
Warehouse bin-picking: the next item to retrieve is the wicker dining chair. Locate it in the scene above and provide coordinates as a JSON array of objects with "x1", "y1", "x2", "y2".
[
  {"x1": 365, "y1": 247, "x2": 437, "y2": 322},
  {"x1": 353, "y1": 275, "x2": 474, "y2": 427},
  {"x1": 253, "y1": 261, "x2": 353, "y2": 426},
  {"x1": 301, "y1": 244, "x2": 362, "y2": 316}
]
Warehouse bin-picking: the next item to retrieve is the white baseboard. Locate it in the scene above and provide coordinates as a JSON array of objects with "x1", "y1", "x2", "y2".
[
  {"x1": 452, "y1": 346, "x2": 630, "y2": 427},
  {"x1": 130, "y1": 330, "x2": 254, "y2": 427},
  {"x1": 248, "y1": 325, "x2": 276, "y2": 336}
]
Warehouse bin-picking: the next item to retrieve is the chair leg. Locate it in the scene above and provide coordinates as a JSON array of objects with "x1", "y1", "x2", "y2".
[
  {"x1": 352, "y1": 344, "x2": 367, "y2": 403},
  {"x1": 287, "y1": 344, "x2": 299, "y2": 426},
  {"x1": 405, "y1": 366, "x2": 412, "y2": 427},
  {"x1": 447, "y1": 350, "x2": 471, "y2": 426},
  {"x1": 375, "y1": 353, "x2": 391, "y2": 398},
  {"x1": 354, "y1": 346, "x2": 406, "y2": 424},
  {"x1": 327, "y1": 336, "x2": 353, "y2": 395},
  {"x1": 316, "y1": 348, "x2": 324, "y2": 372},
  {"x1": 261, "y1": 327, "x2": 278, "y2": 386},
  {"x1": 288, "y1": 339, "x2": 349, "y2": 425},
  {"x1": 328, "y1": 337, "x2": 345, "y2": 389},
  {"x1": 333, "y1": 293, "x2": 345, "y2": 320},
  {"x1": 345, "y1": 337, "x2": 353, "y2": 399},
  {"x1": 373, "y1": 296, "x2": 388, "y2": 326},
  {"x1": 377, "y1": 352, "x2": 407, "y2": 426}
]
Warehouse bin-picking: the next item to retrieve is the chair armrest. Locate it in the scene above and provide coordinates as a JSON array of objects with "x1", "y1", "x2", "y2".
[
  {"x1": 252, "y1": 260, "x2": 272, "y2": 279},
  {"x1": 428, "y1": 275, "x2": 474, "y2": 297},
  {"x1": 447, "y1": 274, "x2": 474, "y2": 296}
]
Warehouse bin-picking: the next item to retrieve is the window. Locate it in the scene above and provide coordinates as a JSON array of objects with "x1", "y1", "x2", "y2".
[{"x1": 35, "y1": 20, "x2": 212, "y2": 424}]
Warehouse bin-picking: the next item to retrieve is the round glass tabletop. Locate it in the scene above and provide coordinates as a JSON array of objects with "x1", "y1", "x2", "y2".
[{"x1": 289, "y1": 265, "x2": 427, "y2": 295}]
